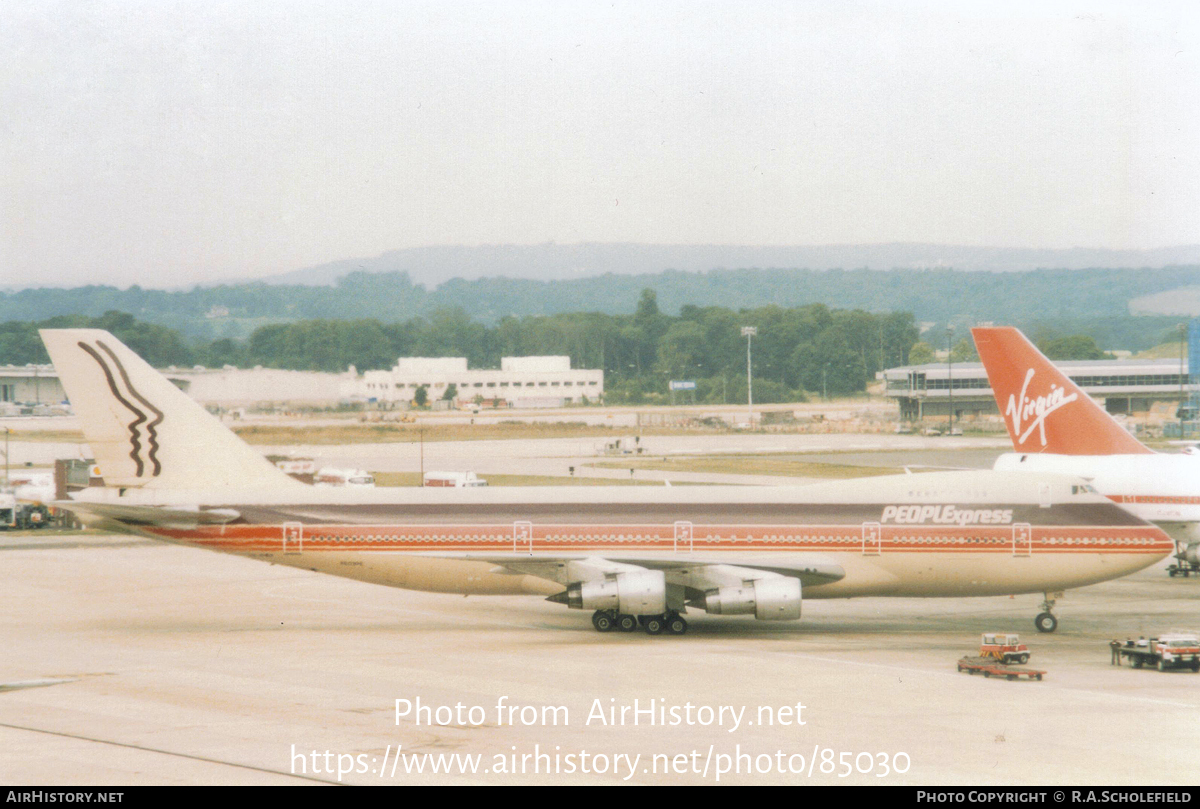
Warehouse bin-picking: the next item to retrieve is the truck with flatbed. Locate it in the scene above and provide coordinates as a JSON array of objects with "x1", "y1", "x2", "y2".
[{"x1": 1113, "y1": 635, "x2": 1200, "y2": 672}]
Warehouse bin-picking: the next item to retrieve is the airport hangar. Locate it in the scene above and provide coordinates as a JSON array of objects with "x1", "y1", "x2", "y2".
[
  {"x1": 0, "y1": 356, "x2": 604, "y2": 409},
  {"x1": 0, "y1": 363, "x2": 348, "y2": 408},
  {"x1": 0, "y1": 364, "x2": 63, "y2": 407},
  {"x1": 355, "y1": 355, "x2": 604, "y2": 407},
  {"x1": 882, "y1": 358, "x2": 1195, "y2": 422}
]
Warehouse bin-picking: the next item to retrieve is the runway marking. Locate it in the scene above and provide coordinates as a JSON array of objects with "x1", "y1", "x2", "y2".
[
  {"x1": 0, "y1": 722, "x2": 343, "y2": 785},
  {"x1": 0, "y1": 678, "x2": 77, "y2": 693}
]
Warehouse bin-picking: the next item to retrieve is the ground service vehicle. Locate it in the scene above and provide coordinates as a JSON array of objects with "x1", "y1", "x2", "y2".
[
  {"x1": 1114, "y1": 635, "x2": 1200, "y2": 672},
  {"x1": 979, "y1": 633, "x2": 1030, "y2": 665}
]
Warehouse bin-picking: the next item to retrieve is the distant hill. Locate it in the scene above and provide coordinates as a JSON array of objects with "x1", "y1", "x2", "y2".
[
  {"x1": 1132, "y1": 341, "x2": 1189, "y2": 360},
  {"x1": 2, "y1": 265, "x2": 1195, "y2": 352},
  {"x1": 1130, "y1": 286, "x2": 1200, "y2": 317},
  {"x1": 256, "y1": 242, "x2": 1200, "y2": 287}
]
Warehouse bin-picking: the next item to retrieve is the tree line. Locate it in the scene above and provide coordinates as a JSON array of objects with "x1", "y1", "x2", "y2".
[
  {"x1": 0, "y1": 295, "x2": 1170, "y2": 405},
  {"x1": 2, "y1": 266, "x2": 1196, "y2": 349},
  {"x1": 2, "y1": 296, "x2": 917, "y2": 403}
]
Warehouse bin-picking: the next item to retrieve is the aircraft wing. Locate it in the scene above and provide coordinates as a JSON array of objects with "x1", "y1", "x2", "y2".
[{"x1": 439, "y1": 553, "x2": 845, "y2": 590}]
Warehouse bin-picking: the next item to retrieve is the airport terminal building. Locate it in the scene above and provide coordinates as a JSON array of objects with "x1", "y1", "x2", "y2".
[
  {"x1": 0, "y1": 365, "x2": 63, "y2": 407},
  {"x1": 883, "y1": 358, "x2": 1196, "y2": 421},
  {"x1": 2, "y1": 356, "x2": 604, "y2": 410},
  {"x1": 355, "y1": 355, "x2": 604, "y2": 407}
]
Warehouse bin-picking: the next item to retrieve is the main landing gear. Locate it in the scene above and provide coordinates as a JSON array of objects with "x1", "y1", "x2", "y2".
[
  {"x1": 1034, "y1": 593, "x2": 1059, "y2": 633},
  {"x1": 592, "y1": 610, "x2": 688, "y2": 636}
]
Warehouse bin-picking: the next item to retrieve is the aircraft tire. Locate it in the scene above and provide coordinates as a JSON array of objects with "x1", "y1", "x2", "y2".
[
  {"x1": 593, "y1": 612, "x2": 615, "y2": 632},
  {"x1": 616, "y1": 614, "x2": 638, "y2": 633},
  {"x1": 1034, "y1": 612, "x2": 1057, "y2": 633},
  {"x1": 643, "y1": 615, "x2": 665, "y2": 635},
  {"x1": 665, "y1": 614, "x2": 688, "y2": 635}
]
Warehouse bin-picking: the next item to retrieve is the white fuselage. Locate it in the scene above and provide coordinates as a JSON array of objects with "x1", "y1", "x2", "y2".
[{"x1": 993, "y1": 453, "x2": 1200, "y2": 545}]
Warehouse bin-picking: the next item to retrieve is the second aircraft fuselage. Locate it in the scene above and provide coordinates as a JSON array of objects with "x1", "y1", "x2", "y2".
[{"x1": 993, "y1": 452, "x2": 1200, "y2": 544}]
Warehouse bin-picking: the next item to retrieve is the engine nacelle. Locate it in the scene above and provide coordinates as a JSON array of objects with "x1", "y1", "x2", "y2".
[
  {"x1": 563, "y1": 570, "x2": 666, "y2": 616},
  {"x1": 703, "y1": 578, "x2": 802, "y2": 621},
  {"x1": 1185, "y1": 544, "x2": 1200, "y2": 567}
]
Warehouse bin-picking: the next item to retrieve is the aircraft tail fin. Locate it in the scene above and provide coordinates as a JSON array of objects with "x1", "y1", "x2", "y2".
[
  {"x1": 41, "y1": 329, "x2": 303, "y2": 489},
  {"x1": 971, "y1": 326, "x2": 1152, "y2": 455}
]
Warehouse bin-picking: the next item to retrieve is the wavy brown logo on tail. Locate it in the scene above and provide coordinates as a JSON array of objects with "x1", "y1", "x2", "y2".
[
  {"x1": 97, "y1": 340, "x2": 163, "y2": 476},
  {"x1": 76, "y1": 340, "x2": 163, "y2": 477}
]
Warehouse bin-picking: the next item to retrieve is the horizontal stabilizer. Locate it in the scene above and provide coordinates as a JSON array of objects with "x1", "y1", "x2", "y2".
[{"x1": 56, "y1": 499, "x2": 241, "y2": 529}]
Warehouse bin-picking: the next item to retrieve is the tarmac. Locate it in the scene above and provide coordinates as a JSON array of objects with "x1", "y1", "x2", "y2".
[{"x1": 2, "y1": 531, "x2": 1197, "y2": 785}]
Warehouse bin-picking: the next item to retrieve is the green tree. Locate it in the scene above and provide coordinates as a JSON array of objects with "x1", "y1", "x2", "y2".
[
  {"x1": 950, "y1": 337, "x2": 977, "y2": 363},
  {"x1": 1039, "y1": 334, "x2": 1107, "y2": 360},
  {"x1": 413, "y1": 385, "x2": 429, "y2": 407},
  {"x1": 656, "y1": 320, "x2": 707, "y2": 378},
  {"x1": 909, "y1": 341, "x2": 936, "y2": 365}
]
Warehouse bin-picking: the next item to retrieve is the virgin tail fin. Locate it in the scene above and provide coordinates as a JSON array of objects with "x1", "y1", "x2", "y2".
[{"x1": 971, "y1": 326, "x2": 1151, "y2": 455}]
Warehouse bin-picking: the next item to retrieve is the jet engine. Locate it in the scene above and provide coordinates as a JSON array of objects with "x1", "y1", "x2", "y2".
[
  {"x1": 702, "y1": 578, "x2": 802, "y2": 620},
  {"x1": 561, "y1": 570, "x2": 666, "y2": 616},
  {"x1": 1184, "y1": 543, "x2": 1200, "y2": 567}
]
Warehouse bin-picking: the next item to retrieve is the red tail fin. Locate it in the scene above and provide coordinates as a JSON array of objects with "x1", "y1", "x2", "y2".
[{"x1": 971, "y1": 327, "x2": 1152, "y2": 455}]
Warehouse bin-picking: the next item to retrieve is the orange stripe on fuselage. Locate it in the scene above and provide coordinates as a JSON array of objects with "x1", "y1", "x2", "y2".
[
  {"x1": 147, "y1": 523, "x2": 1174, "y2": 555},
  {"x1": 1107, "y1": 494, "x2": 1200, "y2": 506}
]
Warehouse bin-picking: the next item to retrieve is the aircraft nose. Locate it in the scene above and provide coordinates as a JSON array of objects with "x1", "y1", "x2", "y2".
[{"x1": 1148, "y1": 524, "x2": 1177, "y2": 555}]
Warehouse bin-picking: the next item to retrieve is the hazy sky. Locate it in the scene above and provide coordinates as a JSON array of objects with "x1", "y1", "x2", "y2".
[{"x1": 3, "y1": 1, "x2": 1198, "y2": 288}]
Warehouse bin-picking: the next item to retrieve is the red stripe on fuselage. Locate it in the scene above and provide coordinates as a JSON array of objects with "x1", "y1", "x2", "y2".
[
  {"x1": 148, "y1": 523, "x2": 1174, "y2": 555},
  {"x1": 1107, "y1": 494, "x2": 1200, "y2": 506}
]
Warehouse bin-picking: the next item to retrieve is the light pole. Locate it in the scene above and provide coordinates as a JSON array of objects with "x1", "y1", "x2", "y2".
[
  {"x1": 1180, "y1": 323, "x2": 1188, "y2": 433},
  {"x1": 946, "y1": 326, "x2": 955, "y2": 435},
  {"x1": 741, "y1": 326, "x2": 757, "y2": 426}
]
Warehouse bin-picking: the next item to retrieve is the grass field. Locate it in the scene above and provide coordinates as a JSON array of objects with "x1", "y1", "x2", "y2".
[
  {"x1": 229, "y1": 422, "x2": 690, "y2": 445},
  {"x1": 2, "y1": 421, "x2": 680, "y2": 446},
  {"x1": 2, "y1": 430, "x2": 88, "y2": 443},
  {"x1": 370, "y1": 471, "x2": 697, "y2": 487},
  {"x1": 589, "y1": 454, "x2": 906, "y2": 478},
  {"x1": 0, "y1": 527, "x2": 114, "y2": 537}
]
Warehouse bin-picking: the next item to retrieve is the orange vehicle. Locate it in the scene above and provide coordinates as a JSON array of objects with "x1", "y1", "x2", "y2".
[{"x1": 979, "y1": 633, "x2": 1031, "y2": 665}]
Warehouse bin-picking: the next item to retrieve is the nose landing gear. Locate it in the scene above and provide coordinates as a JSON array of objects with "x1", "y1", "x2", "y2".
[{"x1": 1034, "y1": 594, "x2": 1059, "y2": 633}]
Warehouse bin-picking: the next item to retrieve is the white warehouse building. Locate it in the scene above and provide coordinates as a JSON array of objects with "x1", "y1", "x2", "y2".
[{"x1": 353, "y1": 355, "x2": 604, "y2": 407}]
